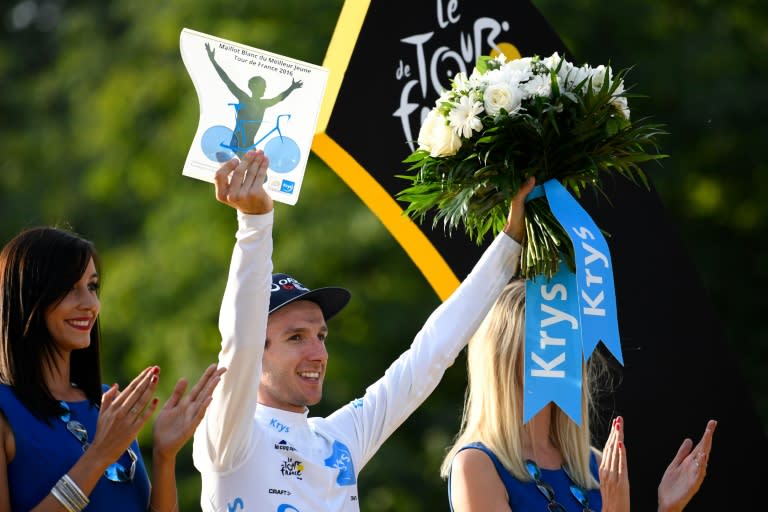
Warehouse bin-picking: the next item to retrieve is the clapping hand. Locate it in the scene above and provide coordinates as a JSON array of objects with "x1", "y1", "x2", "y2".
[
  {"x1": 152, "y1": 363, "x2": 226, "y2": 459},
  {"x1": 657, "y1": 420, "x2": 717, "y2": 512},
  {"x1": 90, "y1": 366, "x2": 161, "y2": 465},
  {"x1": 599, "y1": 416, "x2": 630, "y2": 512}
]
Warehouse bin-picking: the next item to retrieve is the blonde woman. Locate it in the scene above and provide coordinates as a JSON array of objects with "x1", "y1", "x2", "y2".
[{"x1": 443, "y1": 280, "x2": 717, "y2": 512}]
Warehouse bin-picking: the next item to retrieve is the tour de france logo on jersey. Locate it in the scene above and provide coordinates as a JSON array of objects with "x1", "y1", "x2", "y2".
[
  {"x1": 280, "y1": 457, "x2": 304, "y2": 480},
  {"x1": 323, "y1": 440, "x2": 356, "y2": 486}
]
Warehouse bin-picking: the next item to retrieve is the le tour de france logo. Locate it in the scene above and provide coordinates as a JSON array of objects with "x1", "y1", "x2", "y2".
[{"x1": 392, "y1": 1, "x2": 522, "y2": 153}]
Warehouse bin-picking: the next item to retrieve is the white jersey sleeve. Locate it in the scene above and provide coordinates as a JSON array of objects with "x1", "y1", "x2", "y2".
[
  {"x1": 324, "y1": 232, "x2": 521, "y2": 467},
  {"x1": 193, "y1": 210, "x2": 274, "y2": 472}
]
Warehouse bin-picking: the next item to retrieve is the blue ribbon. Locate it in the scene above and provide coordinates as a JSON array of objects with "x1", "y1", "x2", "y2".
[
  {"x1": 542, "y1": 179, "x2": 622, "y2": 364},
  {"x1": 522, "y1": 179, "x2": 623, "y2": 425},
  {"x1": 524, "y1": 264, "x2": 583, "y2": 424}
]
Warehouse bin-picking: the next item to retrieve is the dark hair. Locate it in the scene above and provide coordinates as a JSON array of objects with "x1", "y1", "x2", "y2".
[{"x1": 0, "y1": 226, "x2": 103, "y2": 420}]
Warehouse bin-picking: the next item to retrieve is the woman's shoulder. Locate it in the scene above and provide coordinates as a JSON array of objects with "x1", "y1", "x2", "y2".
[
  {"x1": 456, "y1": 441, "x2": 491, "y2": 454},
  {"x1": 454, "y1": 443, "x2": 498, "y2": 466},
  {"x1": 453, "y1": 443, "x2": 511, "y2": 480}
]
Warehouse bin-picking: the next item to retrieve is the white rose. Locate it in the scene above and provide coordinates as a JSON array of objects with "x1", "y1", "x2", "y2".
[
  {"x1": 483, "y1": 82, "x2": 523, "y2": 116},
  {"x1": 417, "y1": 109, "x2": 462, "y2": 157}
]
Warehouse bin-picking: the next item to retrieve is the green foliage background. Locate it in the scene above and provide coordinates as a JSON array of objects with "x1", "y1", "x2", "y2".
[{"x1": 0, "y1": 1, "x2": 765, "y2": 510}]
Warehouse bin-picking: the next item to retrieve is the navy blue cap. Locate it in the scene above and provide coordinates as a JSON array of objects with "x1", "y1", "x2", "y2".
[{"x1": 269, "y1": 273, "x2": 351, "y2": 320}]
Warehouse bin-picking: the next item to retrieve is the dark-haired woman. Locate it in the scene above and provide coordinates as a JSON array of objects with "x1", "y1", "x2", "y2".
[{"x1": 0, "y1": 226, "x2": 225, "y2": 511}]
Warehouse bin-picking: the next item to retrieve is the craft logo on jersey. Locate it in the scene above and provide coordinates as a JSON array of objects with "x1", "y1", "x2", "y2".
[
  {"x1": 280, "y1": 457, "x2": 304, "y2": 479},
  {"x1": 323, "y1": 440, "x2": 355, "y2": 485}
]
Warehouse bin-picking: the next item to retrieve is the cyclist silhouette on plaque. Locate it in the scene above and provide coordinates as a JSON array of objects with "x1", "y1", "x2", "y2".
[{"x1": 205, "y1": 42, "x2": 303, "y2": 169}]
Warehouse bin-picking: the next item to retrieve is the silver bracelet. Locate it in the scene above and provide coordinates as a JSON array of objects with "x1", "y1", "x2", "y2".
[
  {"x1": 51, "y1": 474, "x2": 89, "y2": 512},
  {"x1": 60, "y1": 474, "x2": 88, "y2": 506},
  {"x1": 51, "y1": 485, "x2": 77, "y2": 512}
]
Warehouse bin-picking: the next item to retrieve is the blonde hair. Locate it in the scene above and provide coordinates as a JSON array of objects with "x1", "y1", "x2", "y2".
[{"x1": 440, "y1": 279, "x2": 611, "y2": 490}]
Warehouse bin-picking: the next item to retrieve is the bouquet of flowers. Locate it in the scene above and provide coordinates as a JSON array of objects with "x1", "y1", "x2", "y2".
[{"x1": 397, "y1": 52, "x2": 667, "y2": 279}]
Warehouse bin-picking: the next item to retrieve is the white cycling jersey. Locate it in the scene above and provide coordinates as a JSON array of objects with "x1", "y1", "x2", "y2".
[{"x1": 192, "y1": 210, "x2": 521, "y2": 512}]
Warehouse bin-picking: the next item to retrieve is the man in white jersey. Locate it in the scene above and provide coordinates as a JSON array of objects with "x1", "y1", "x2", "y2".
[{"x1": 192, "y1": 149, "x2": 535, "y2": 511}]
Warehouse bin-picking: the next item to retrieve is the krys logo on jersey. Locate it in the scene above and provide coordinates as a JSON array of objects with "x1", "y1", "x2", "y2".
[{"x1": 323, "y1": 440, "x2": 356, "y2": 486}]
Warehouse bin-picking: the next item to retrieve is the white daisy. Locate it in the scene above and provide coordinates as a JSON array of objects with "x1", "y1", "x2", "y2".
[{"x1": 448, "y1": 95, "x2": 484, "y2": 139}]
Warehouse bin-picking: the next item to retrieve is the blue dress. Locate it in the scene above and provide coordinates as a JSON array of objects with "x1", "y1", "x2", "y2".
[
  {"x1": 449, "y1": 441, "x2": 603, "y2": 511},
  {"x1": 0, "y1": 384, "x2": 151, "y2": 511}
]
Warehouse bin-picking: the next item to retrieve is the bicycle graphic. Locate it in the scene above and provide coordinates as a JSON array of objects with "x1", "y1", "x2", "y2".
[{"x1": 201, "y1": 109, "x2": 301, "y2": 174}]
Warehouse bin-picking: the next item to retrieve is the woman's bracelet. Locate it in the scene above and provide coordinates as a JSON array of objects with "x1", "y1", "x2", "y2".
[{"x1": 51, "y1": 474, "x2": 89, "y2": 512}]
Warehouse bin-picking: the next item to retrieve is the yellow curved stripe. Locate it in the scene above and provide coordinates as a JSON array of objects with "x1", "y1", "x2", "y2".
[
  {"x1": 312, "y1": 132, "x2": 459, "y2": 300},
  {"x1": 315, "y1": 0, "x2": 459, "y2": 299},
  {"x1": 317, "y1": 1, "x2": 371, "y2": 134}
]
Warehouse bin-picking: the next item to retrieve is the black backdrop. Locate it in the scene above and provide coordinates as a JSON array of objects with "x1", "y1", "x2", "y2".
[{"x1": 324, "y1": 1, "x2": 767, "y2": 509}]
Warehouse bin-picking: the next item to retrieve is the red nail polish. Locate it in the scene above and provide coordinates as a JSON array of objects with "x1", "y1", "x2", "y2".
[
  {"x1": 152, "y1": 398, "x2": 159, "y2": 405},
  {"x1": 618, "y1": 441, "x2": 623, "y2": 449},
  {"x1": 151, "y1": 375, "x2": 158, "y2": 384}
]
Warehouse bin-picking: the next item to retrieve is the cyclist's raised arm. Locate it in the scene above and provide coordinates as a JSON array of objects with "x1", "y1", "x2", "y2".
[
  {"x1": 263, "y1": 78, "x2": 303, "y2": 107},
  {"x1": 205, "y1": 42, "x2": 246, "y2": 100}
]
